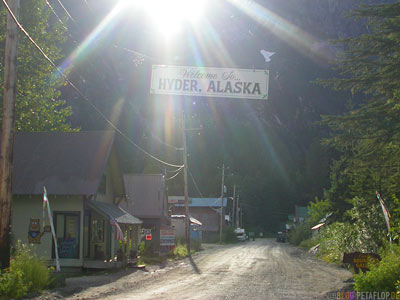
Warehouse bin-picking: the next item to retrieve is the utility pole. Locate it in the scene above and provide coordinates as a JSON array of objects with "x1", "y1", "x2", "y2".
[
  {"x1": 0, "y1": 0, "x2": 19, "y2": 270},
  {"x1": 232, "y1": 184, "x2": 236, "y2": 227},
  {"x1": 219, "y1": 164, "x2": 225, "y2": 243},
  {"x1": 240, "y1": 202, "x2": 243, "y2": 228},
  {"x1": 181, "y1": 100, "x2": 190, "y2": 255},
  {"x1": 236, "y1": 195, "x2": 240, "y2": 228}
]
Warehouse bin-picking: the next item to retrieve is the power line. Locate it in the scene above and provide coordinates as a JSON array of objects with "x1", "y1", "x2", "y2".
[
  {"x1": 113, "y1": 44, "x2": 160, "y2": 63},
  {"x1": 83, "y1": 0, "x2": 92, "y2": 11},
  {"x1": 166, "y1": 167, "x2": 184, "y2": 181},
  {"x1": 189, "y1": 170, "x2": 204, "y2": 197},
  {"x1": 54, "y1": 0, "x2": 75, "y2": 23},
  {"x1": 45, "y1": 0, "x2": 78, "y2": 44},
  {"x1": 126, "y1": 102, "x2": 182, "y2": 151},
  {"x1": 49, "y1": 0, "x2": 159, "y2": 64},
  {"x1": 45, "y1": 2, "x2": 177, "y2": 154},
  {"x1": 46, "y1": 0, "x2": 66, "y2": 28},
  {"x1": 1, "y1": 0, "x2": 183, "y2": 170}
]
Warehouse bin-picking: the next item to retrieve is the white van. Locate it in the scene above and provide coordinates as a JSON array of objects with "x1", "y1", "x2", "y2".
[{"x1": 234, "y1": 228, "x2": 247, "y2": 241}]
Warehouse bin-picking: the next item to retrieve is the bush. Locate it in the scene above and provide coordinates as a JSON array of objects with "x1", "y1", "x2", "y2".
[
  {"x1": 0, "y1": 268, "x2": 29, "y2": 299},
  {"x1": 318, "y1": 222, "x2": 360, "y2": 263},
  {"x1": 298, "y1": 238, "x2": 318, "y2": 250},
  {"x1": 288, "y1": 222, "x2": 312, "y2": 246},
  {"x1": 173, "y1": 242, "x2": 188, "y2": 258},
  {"x1": 354, "y1": 244, "x2": 400, "y2": 293},
  {"x1": 221, "y1": 227, "x2": 238, "y2": 244},
  {"x1": 0, "y1": 242, "x2": 51, "y2": 299}
]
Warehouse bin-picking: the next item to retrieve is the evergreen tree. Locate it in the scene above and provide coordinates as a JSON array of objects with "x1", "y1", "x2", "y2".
[{"x1": 320, "y1": 1, "x2": 400, "y2": 244}]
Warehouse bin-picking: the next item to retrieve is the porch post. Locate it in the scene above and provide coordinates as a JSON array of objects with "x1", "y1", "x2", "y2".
[{"x1": 110, "y1": 226, "x2": 114, "y2": 261}]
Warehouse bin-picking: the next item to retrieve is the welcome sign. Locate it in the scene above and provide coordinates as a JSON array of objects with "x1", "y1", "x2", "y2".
[{"x1": 150, "y1": 65, "x2": 269, "y2": 100}]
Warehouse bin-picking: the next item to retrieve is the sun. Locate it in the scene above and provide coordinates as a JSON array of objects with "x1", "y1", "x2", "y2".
[{"x1": 133, "y1": 0, "x2": 208, "y2": 38}]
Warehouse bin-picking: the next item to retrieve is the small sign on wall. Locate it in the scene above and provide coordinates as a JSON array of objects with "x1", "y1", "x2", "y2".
[{"x1": 28, "y1": 218, "x2": 44, "y2": 244}]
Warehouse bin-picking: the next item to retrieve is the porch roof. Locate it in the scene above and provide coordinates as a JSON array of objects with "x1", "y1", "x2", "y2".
[
  {"x1": 170, "y1": 214, "x2": 203, "y2": 226},
  {"x1": 89, "y1": 200, "x2": 142, "y2": 225}
]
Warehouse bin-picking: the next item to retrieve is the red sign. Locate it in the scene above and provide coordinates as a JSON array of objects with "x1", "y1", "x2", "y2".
[{"x1": 145, "y1": 234, "x2": 152, "y2": 241}]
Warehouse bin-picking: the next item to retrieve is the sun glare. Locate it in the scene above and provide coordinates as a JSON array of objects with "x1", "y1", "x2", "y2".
[{"x1": 134, "y1": 0, "x2": 208, "y2": 37}]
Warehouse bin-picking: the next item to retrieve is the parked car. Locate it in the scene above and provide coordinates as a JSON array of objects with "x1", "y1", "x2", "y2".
[
  {"x1": 234, "y1": 228, "x2": 247, "y2": 242},
  {"x1": 276, "y1": 231, "x2": 286, "y2": 242}
]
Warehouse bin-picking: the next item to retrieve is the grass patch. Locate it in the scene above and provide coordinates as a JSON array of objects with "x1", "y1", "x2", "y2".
[{"x1": 354, "y1": 244, "x2": 400, "y2": 293}]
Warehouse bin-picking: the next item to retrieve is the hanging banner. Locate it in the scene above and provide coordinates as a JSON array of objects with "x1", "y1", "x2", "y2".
[{"x1": 150, "y1": 65, "x2": 269, "y2": 100}]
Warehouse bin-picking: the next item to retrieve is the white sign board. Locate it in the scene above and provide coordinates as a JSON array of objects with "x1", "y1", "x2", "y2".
[
  {"x1": 160, "y1": 229, "x2": 175, "y2": 246},
  {"x1": 150, "y1": 65, "x2": 269, "y2": 100}
]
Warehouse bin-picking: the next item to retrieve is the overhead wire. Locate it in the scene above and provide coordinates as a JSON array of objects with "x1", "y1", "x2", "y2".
[
  {"x1": 45, "y1": 0, "x2": 78, "y2": 44},
  {"x1": 126, "y1": 102, "x2": 182, "y2": 151},
  {"x1": 47, "y1": 0, "x2": 177, "y2": 152},
  {"x1": 1, "y1": 0, "x2": 183, "y2": 170},
  {"x1": 83, "y1": 0, "x2": 92, "y2": 12},
  {"x1": 51, "y1": 0, "x2": 161, "y2": 63},
  {"x1": 54, "y1": 0, "x2": 75, "y2": 23},
  {"x1": 45, "y1": 0, "x2": 66, "y2": 28},
  {"x1": 166, "y1": 166, "x2": 184, "y2": 181},
  {"x1": 189, "y1": 170, "x2": 204, "y2": 197}
]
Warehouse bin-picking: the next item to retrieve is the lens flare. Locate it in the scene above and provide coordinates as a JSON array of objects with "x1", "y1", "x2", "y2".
[
  {"x1": 228, "y1": 0, "x2": 334, "y2": 63},
  {"x1": 137, "y1": 0, "x2": 208, "y2": 38}
]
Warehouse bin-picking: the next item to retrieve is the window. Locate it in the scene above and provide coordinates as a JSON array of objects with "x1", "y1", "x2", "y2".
[
  {"x1": 54, "y1": 212, "x2": 80, "y2": 259},
  {"x1": 91, "y1": 219, "x2": 105, "y2": 243}
]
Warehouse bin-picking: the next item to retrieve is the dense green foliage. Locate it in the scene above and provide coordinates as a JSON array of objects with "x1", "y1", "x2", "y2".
[
  {"x1": 0, "y1": 0, "x2": 76, "y2": 131},
  {"x1": 354, "y1": 245, "x2": 400, "y2": 293},
  {"x1": 319, "y1": 1, "x2": 400, "y2": 238},
  {"x1": 312, "y1": 1, "x2": 400, "y2": 290},
  {"x1": 173, "y1": 242, "x2": 189, "y2": 259},
  {"x1": 287, "y1": 222, "x2": 312, "y2": 247},
  {"x1": 0, "y1": 242, "x2": 51, "y2": 299},
  {"x1": 221, "y1": 227, "x2": 238, "y2": 244}
]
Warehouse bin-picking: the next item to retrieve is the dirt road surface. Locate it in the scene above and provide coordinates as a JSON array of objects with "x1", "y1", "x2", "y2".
[{"x1": 34, "y1": 239, "x2": 352, "y2": 300}]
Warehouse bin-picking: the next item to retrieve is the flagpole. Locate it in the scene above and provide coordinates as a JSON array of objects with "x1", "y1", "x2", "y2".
[
  {"x1": 44, "y1": 187, "x2": 60, "y2": 272},
  {"x1": 376, "y1": 191, "x2": 392, "y2": 248}
]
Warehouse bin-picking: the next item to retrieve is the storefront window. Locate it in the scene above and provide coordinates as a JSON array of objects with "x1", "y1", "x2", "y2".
[{"x1": 54, "y1": 212, "x2": 80, "y2": 259}]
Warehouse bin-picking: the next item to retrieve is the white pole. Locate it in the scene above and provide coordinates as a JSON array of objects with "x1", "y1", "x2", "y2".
[{"x1": 44, "y1": 187, "x2": 60, "y2": 272}]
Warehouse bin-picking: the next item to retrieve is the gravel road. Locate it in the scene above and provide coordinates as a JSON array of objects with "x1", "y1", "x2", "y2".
[{"x1": 33, "y1": 239, "x2": 352, "y2": 300}]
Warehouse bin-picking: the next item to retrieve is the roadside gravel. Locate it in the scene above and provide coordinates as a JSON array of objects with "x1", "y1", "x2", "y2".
[{"x1": 29, "y1": 240, "x2": 352, "y2": 300}]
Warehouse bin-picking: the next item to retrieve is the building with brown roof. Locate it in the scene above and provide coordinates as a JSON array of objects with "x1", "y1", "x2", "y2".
[
  {"x1": 10, "y1": 131, "x2": 142, "y2": 270},
  {"x1": 122, "y1": 174, "x2": 170, "y2": 253}
]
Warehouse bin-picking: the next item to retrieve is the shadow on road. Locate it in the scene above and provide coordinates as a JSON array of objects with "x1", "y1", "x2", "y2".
[{"x1": 188, "y1": 255, "x2": 201, "y2": 274}]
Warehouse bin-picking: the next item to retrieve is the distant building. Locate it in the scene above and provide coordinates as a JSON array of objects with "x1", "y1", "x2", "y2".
[
  {"x1": 172, "y1": 197, "x2": 227, "y2": 241},
  {"x1": 122, "y1": 174, "x2": 170, "y2": 253},
  {"x1": 170, "y1": 215, "x2": 202, "y2": 241},
  {"x1": 295, "y1": 205, "x2": 309, "y2": 224}
]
